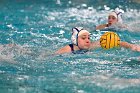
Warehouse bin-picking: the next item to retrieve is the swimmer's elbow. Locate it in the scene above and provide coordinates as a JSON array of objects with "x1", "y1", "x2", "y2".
[{"x1": 120, "y1": 42, "x2": 133, "y2": 49}]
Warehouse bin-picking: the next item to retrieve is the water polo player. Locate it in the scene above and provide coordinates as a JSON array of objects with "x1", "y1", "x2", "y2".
[
  {"x1": 96, "y1": 10, "x2": 126, "y2": 30},
  {"x1": 55, "y1": 27, "x2": 100, "y2": 54},
  {"x1": 55, "y1": 27, "x2": 140, "y2": 54}
]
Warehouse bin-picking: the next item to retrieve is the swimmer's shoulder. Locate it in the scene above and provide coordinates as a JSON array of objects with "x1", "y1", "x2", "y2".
[{"x1": 55, "y1": 44, "x2": 72, "y2": 54}]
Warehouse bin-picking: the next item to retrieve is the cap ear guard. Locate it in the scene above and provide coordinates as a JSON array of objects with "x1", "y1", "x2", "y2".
[
  {"x1": 71, "y1": 34, "x2": 77, "y2": 45},
  {"x1": 71, "y1": 27, "x2": 83, "y2": 45},
  {"x1": 116, "y1": 12, "x2": 122, "y2": 16},
  {"x1": 117, "y1": 12, "x2": 123, "y2": 23},
  {"x1": 113, "y1": 11, "x2": 123, "y2": 23},
  {"x1": 72, "y1": 27, "x2": 84, "y2": 33}
]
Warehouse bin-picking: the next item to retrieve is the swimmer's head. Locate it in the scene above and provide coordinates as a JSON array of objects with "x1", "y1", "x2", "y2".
[
  {"x1": 71, "y1": 27, "x2": 90, "y2": 46},
  {"x1": 108, "y1": 11, "x2": 123, "y2": 24}
]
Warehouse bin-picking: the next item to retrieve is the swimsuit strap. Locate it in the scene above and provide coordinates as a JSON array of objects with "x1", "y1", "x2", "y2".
[
  {"x1": 69, "y1": 44, "x2": 88, "y2": 54},
  {"x1": 69, "y1": 44, "x2": 74, "y2": 52}
]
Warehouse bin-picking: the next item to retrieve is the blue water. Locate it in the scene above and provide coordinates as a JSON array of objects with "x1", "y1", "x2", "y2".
[{"x1": 0, "y1": 0, "x2": 140, "y2": 93}]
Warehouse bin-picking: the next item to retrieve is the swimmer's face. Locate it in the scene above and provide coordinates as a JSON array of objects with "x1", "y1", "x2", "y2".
[
  {"x1": 78, "y1": 33, "x2": 91, "y2": 49},
  {"x1": 108, "y1": 15, "x2": 118, "y2": 26}
]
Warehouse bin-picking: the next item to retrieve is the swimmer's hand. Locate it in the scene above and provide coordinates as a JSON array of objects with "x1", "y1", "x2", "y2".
[
  {"x1": 131, "y1": 45, "x2": 140, "y2": 52},
  {"x1": 120, "y1": 42, "x2": 140, "y2": 52}
]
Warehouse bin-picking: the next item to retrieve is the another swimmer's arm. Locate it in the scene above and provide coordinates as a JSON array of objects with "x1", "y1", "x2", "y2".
[
  {"x1": 96, "y1": 24, "x2": 108, "y2": 30},
  {"x1": 55, "y1": 45, "x2": 72, "y2": 54},
  {"x1": 120, "y1": 42, "x2": 140, "y2": 52}
]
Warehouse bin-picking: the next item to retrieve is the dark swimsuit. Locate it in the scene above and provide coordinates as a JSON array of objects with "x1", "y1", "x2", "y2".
[
  {"x1": 69, "y1": 44, "x2": 88, "y2": 54},
  {"x1": 69, "y1": 44, "x2": 74, "y2": 52}
]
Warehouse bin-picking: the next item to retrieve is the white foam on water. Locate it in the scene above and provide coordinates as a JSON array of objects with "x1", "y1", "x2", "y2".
[{"x1": 72, "y1": 74, "x2": 140, "y2": 90}]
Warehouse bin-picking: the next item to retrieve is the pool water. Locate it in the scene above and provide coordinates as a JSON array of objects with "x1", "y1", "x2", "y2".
[{"x1": 0, "y1": 0, "x2": 140, "y2": 93}]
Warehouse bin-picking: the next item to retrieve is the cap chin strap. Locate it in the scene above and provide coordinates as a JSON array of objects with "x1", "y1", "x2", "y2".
[{"x1": 74, "y1": 44, "x2": 85, "y2": 51}]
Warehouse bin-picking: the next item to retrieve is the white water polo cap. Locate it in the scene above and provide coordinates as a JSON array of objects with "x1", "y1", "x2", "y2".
[
  {"x1": 71, "y1": 27, "x2": 90, "y2": 46},
  {"x1": 109, "y1": 11, "x2": 123, "y2": 23}
]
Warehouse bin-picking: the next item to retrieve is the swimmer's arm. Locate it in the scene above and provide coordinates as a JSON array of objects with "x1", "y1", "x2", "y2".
[
  {"x1": 90, "y1": 41, "x2": 101, "y2": 49},
  {"x1": 55, "y1": 45, "x2": 72, "y2": 54},
  {"x1": 120, "y1": 42, "x2": 140, "y2": 52},
  {"x1": 96, "y1": 24, "x2": 108, "y2": 30}
]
